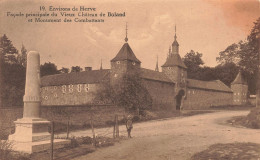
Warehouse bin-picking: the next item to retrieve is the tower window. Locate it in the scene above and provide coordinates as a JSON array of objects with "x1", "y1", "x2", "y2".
[
  {"x1": 62, "y1": 85, "x2": 66, "y2": 93},
  {"x1": 116, "y1": 61, "x2": 120, "y2": 64},
  {"x1": 84, "y1": 84, "x2": 89, "y2": 92}
]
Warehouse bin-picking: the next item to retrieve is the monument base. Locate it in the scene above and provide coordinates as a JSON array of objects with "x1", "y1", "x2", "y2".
[{"x1": 8, "y1": 118, "x2": 70, "y2": 153}]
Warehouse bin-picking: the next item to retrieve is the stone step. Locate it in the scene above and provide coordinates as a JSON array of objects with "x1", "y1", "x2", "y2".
[{"x1": 11, "y1": 139, "x2": 71, "y2": 153}]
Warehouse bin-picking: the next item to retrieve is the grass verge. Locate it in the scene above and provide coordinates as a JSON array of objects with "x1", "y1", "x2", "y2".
[{"x1": 191, "y1": 143, "x2": 260, "y2": 160}]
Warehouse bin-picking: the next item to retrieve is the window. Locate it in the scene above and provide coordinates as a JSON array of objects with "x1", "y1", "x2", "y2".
[
  {"x1": 132, "y1": 62, "x2": 136, "y2": 65},
  {"x1": 69, "y1": 84, "x2": 73, "y2": 93},
  {"x1": 168, "y1": 67, "x2": 171, "y2": 70},
  {"x1": 84, "y1": 84, "x2": 89, "y2": 92},
  {"x1": 62, "y1": 85, "x2": 66, "y2": 93},
  {"x1": 77, "y1": 84, "x2": 82, "y2": 92},
  {"x1": 116, "y1": 61, "x2": 120, "y2": 64}
]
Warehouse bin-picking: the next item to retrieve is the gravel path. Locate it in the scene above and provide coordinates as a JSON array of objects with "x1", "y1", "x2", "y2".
[{"x1": 71, "y1": 110, "x2": 259, "y2": 160}]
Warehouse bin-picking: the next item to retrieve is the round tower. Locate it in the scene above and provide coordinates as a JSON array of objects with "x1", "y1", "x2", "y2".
[{"x1": 231, "y1": 71, "x2": 248, "y2": 105}]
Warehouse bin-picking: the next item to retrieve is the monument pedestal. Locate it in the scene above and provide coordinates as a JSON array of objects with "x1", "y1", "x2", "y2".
[
  {"x1": 8, "y1": 51, "x2": 70, "y2": 154},
  {"x1": 9, "y1": 118, "x2": 70, "y2": 153}
]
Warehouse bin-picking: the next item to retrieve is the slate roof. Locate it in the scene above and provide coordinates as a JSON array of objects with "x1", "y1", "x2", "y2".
[
  {"x1": 172, "y1": 40, "x2": 179, "y2": 46},
  {"x1": 111, "y1": 43, "x2": 141, "y2": 63},
  {"x1": 162, "y1": 54, "x2": 187, "y2": 69},
  {"x1": 187, "y1": 79, "x2": 232, "y2": 93},
  {"x1": 231, "y1": 71, "x2": 247, "y2": 85},
  {"x1": 41, "y1": 69, "x2": 110, "y2": 86},
  {"x1": 140, "y1": 68, "x2": 173, "y2": 83}
]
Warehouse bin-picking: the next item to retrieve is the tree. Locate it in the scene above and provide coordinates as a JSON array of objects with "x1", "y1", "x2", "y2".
[
  {"x1": 17, "y1": 44, "x2": 27, "y2": 67},
  {"x1": 59, "y1": 67, "x2": 69, "y2": 74},
  {"x1": 182, "y1": 50, "x2": 204, "y2": 79},
  {"x1": 216, "y1": 17, "x2": 260, "y2": 94},
  {"x1": 214, "y1": 62, "x2": 239, "y2": 87},
  {"x1": 1, "y1": 63, "x2": 26, "y2": 107},
  {"x1": 0, "y1": 34, "x2": 18, "y2": 64},
  {"x1": 40, "y1": 62, "x2": 60, "y2": 77},
  {"x1": 216, "y1": 42, "x2": 241, "y2": 65},
  {"x1": 94, "y1": 74, "x2": 152, "y2": 114},
  {"x1": 71, "y1": 66, "x2": 82, "y2": 72}
]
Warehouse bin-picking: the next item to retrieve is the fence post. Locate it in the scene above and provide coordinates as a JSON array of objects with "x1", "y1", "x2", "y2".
[
  {"x1": 91, "y1": 115, "x2": 96, "y2": 147},
  {"x1": 113, "y1": 115, "x2": 116, "y2": 138},
  {"x1": 66, "y1": 120, "x2": 70, "y2": 139},
  {"x1": 50, "y1": 121, "x2": 54, "y2": 160},
  {"x1": 116, "y1": 115, "x2": 119, "y2": 138}
]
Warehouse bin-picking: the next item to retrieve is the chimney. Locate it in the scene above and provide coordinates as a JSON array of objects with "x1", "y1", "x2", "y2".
[{"x1": 85, "y1": 67, "x2": 92, "y2": 71}]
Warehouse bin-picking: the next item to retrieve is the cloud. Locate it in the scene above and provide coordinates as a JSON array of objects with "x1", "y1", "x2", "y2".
[{"x1": 204, "y1": 0, "x2": 260, "y2": 34}]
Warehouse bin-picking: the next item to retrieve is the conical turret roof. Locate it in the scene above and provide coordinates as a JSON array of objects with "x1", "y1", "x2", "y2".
[
  {"x1": 231, "y1": 71, "x2": 247, "y2": 85},
  {"x1": 111, "y1": 43, "x2": 141, "y2": 63},
  {"x1": 162, "y1": 54, "x2": 187, "y2": 68}
]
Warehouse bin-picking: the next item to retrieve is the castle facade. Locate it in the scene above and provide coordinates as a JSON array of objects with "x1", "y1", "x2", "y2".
[{"x1": 41, "y1": 29, "x2": 248, "y2": 110}]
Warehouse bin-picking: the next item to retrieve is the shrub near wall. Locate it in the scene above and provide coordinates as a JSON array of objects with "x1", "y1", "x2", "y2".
[
  {"x1": 41, "y1": 105, "x2": 125, "y2": 132},
  {"x1": 0, "y1": 105, "x2": 125, "y2": 139}
]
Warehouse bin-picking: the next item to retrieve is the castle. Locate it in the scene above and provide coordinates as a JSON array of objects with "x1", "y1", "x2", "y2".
[{"x1": 41, "y1": 27, "x2": 248, "y2": 110}]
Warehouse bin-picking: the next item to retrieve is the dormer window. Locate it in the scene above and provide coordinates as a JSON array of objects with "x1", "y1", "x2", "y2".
[
  {"x1": 116, "y1": 61, "x2": 120, "y2": 64},
  {"x1": 132, "y1": 62, "x2": 136, "y2": 65}
]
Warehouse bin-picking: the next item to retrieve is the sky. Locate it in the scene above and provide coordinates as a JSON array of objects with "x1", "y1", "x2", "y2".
[{"x1": 0, "y1": 0, "x2": 259, "y2": 71}]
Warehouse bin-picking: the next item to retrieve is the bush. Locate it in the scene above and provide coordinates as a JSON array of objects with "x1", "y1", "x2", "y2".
[
  {"x1": 246, "y1": 107, "x2": 260, "y2": 129},
  {"x1": 70, "y1": 137, "x2": 79, "y2": 148},
  {"x1": 132, "y1": 115, "x2": 140, "y2": 122},
  {"x1": 0, "y1": 140, "x2": 13, "y2": 160},
  {"x1": 105, "y1": 120, "x2": 114, "y2": 126},
  {"x1": 82, "y1": 122, "x2": 91, "y2": 128}
]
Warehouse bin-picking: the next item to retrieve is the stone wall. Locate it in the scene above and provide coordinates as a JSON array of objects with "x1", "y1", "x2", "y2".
[
  {"x1": 142, "y1": 79, "x2": 175, "y2": 109},
  {"x1": 183, "y1": 88, "x2": 233, "y2": 109},
  {"x1": 231, "y1": 84, "x2": 248, "y2": 105},
  {"x1": 41, "y1": 83, "x2": 99, "y2": 106}
]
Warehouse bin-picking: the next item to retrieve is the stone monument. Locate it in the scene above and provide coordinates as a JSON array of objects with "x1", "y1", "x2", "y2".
[{"x1": 9, "y1": 51, "x2": 69, "y2": 153}]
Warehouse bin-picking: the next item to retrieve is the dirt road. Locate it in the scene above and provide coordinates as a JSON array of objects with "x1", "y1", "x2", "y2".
[{"x1": 72, "y1": 110, "x2": 260, "y2": 160}]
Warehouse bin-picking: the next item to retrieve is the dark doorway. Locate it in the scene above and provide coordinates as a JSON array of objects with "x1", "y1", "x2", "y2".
[{"x1": 176, "y1": 89, "x2": 185, "y2": 110}]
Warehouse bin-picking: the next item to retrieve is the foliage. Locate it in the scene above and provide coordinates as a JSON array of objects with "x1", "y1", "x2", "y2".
[
  {"x1": 0, "y1": 34, "x2": 18, "y2": 64},
  {"x1": 71, "y1": 66, "x2": 82, "y2": 72},
  {"x1": 95, "y1": 74, "x2": 152, "y2": 113},
  {"x1": 1, "y1": 62, "x2": 26, "y2": 107},
  {"x1": 59, "y1": 67, "x2": 69, "y2": 73},
  {"x1": 183, "y1": 50, "x2": 204, "y2": 67},
  {"x1": 182, "y1": 50, "x2": 204, "y2": 80},
  {"x1": 182, "y1": 49, "x2": 240, "y2": 87},
  {"x1": 216, "y1": 17, "x2": 260, "y2": 93},
  {"x1": 214, "y1": 62, "x2": 239, "y2": 87},
  {"x1": 40, "y1": 62, "x2": 59, "y2": 77},
  {"x1": 17, "y1": 44, "x2": 27, "y2": 67},
  {"x1": 0, "y1": 140, "x2": 13, "y2": 160}
]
